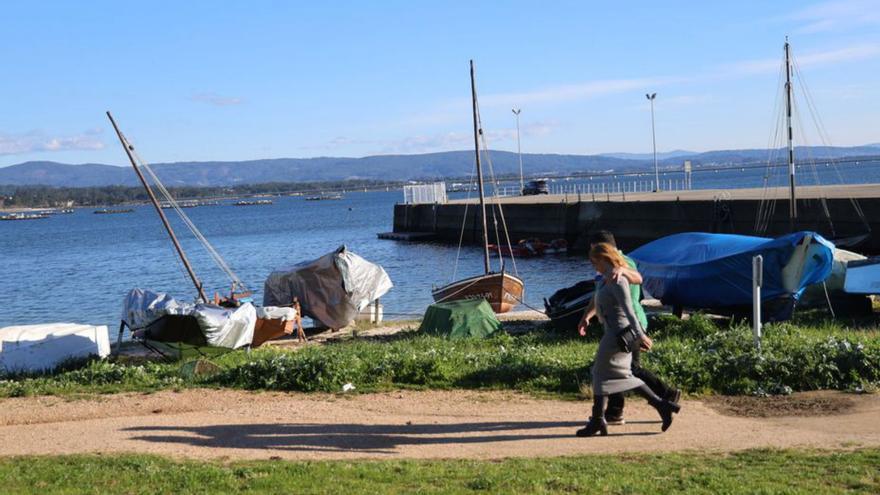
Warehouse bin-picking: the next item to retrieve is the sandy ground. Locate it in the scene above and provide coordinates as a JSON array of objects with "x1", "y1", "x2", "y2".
[{"x1": 1, "y1": 389, "x2": 877, "y2": 461}]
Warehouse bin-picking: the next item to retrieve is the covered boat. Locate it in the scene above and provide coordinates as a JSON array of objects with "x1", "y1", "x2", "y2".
[
  {"x1": 629, "y1": 231, "x2": 834, "y2": 321},
  {"x1": 263, "y1": 246, "x2": 393, "y2": 329},
  {"x1": 1, "y1": 323, "x2": 110, "y2": 373}
]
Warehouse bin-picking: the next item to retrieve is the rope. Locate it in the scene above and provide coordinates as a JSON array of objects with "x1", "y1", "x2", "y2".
[
  {"x1": 451, "y1": 168, "x2": 477, "y2": 283},
  {"x1": 126, "y1": 145, "x2": 248, "y2": 293}
]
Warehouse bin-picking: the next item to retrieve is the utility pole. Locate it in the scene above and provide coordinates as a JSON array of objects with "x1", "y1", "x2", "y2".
[
  {"x1": 512, "y1": 108, "x2": 524, "y2": 194},
  {"x1": 784, "y1": 37, "x2": 797, "y2": 229},
  {"x1": 646, "y1": 92, "x2": 659, "y2": 191}
]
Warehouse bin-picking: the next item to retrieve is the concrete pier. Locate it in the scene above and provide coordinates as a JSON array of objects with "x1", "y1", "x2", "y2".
[{"x1": 390, "y1": 184, "x2": 880, "y2": 254}]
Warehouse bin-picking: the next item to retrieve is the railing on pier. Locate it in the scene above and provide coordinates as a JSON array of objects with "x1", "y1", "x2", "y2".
[{"x1": 403, "y1": 182, "x2": 447, "y2": 204}]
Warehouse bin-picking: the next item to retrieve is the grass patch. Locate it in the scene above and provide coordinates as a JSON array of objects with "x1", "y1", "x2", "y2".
[
  {"x1": 1, "y1": 314, "x2": 879, "y2": 398},
  {"x1": 0, "y1": 449, "x2": 877, "y2": 494}
]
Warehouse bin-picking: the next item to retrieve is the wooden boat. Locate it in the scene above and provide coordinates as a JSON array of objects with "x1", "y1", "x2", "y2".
[
  {"x1": 433, "y1": 272, "x2": 524, "y2": 313},
  {"x1": 431, "y1": 61, "x2": 524, "y2": 314}
]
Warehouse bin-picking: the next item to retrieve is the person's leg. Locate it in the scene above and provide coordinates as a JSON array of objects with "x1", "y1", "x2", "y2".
[
  {"x1": 631, "y1": 344, "x2": 680, "y2": 402},
  {"x1": 605, "y1": 393, "x2": 625, "y2": 423},
  {"x1": 632, "y1": 384, "x2": 680, "y2": 432},
  {"x1": 576, "y1": 395, "x2": 608, "y2": 437}
]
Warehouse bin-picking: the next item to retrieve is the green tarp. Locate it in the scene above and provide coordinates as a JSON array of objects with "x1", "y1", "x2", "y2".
[{"x1": 418, "y1": 299, "x2": 501, "y2": 339}]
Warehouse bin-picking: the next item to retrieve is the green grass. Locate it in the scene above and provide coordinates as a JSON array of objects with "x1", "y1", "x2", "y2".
[
  {"x1": 1, "y1": 313, "x2": 878, "y2": 399},
  {"x1": 0, "y1": 449, "x2": 878, "y2": 494}
]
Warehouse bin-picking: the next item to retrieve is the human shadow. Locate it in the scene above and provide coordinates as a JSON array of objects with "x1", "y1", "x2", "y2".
[{"x1": 124, "y1": 420, "x2": 657, "y2": 454}]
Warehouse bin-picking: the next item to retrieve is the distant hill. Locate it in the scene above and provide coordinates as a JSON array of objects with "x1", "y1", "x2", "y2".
[
  {"x1": 1, "y1": 145, "x2": 878, "y2": 187},
  {"x1": 600, "y1": 149, "x2": 698, "y2": 161}
]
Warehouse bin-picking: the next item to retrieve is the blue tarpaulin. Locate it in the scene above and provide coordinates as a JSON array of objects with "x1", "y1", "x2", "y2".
[{"x1": 629, "y1": 231, "x2": 834, "y2": 318}]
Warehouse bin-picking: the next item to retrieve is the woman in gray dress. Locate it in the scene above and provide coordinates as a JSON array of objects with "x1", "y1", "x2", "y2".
[{"x1": 577, "y1": 242, "x2": 680, "y2": 437}]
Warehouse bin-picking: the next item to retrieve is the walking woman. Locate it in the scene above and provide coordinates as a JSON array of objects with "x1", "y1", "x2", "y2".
[{"x1": 577, "y1": 242, "x2": 680, "y2": 437}]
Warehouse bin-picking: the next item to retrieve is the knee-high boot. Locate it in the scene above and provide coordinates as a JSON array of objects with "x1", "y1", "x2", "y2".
[
  {"x1": 576, "y1": 395, "x2": 608, "y2": 437},
  {"x1": 633, "y1": 384, "x2": 680, "y2": 432}
]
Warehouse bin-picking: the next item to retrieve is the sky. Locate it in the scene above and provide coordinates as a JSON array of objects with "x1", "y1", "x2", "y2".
[{"x1": 1, "y1": 0, "x2": 879, "y2": 167}]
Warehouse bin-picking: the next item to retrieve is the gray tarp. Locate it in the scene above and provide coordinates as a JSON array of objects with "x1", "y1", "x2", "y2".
[
  {"x1": 263, "y1": 246, "x2": 393, "y2": 329},
  {"x1": 122, "y1": 288, "x2": 256, "y2": 349}
]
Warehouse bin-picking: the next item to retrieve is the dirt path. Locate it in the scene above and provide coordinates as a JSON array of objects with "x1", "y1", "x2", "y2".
[{"x1": 1, "y1": 390, "x2": 878, "y2": 460}]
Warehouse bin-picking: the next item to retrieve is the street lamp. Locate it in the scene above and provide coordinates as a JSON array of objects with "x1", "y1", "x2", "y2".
[
  {"x1": 512, "y1": 108, "x2": 524, "y2": 194},
  {"x1": 646, "y1": 92, "x2": 659, "y2": 191}
]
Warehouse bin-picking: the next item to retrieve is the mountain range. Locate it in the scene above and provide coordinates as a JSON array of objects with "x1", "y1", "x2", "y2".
[{"x1": 1, "y1": 144, "x2": 879, "y2": 187}]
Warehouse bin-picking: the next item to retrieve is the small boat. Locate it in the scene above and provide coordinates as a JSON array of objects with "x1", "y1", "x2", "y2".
[
  {"x1": 843, "y1": 257, "x2": 880, "y2": 295},
  {"x1": 94, "y1": 208, "x2": 133, "y2": 214},
  {"x1": 431, "y1": 61, "x2": 524, "y2": 314},
  {"x1": 305, "y1": 194, "x2": 343, "y2": 201},
  {"x1": 0, "y1": 323, "x2": 110, "y2": 373},
  {"x1": 489, "y1": 238, "x2": 568, "y2": 257},
  {"x1": 234, "y1": 199, "x2": 273, "y2": 206},
  {"x1": 544, "y1": 280, "x2": 596, "y2": 333},
  {"x1": 0, "y1": 212, "x2": 49, "y2": 221},
  {"x1": 630, "y1": 231, "x2": 834, "y2": 321}
]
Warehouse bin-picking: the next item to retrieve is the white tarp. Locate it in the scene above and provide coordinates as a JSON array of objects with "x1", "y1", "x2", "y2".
[
  {"x1": 263, "y1": 245, "x2": 393, "y2": 329},
  {"x1": 0, "y1": 323, "x2": 110, "y2": 373},
  {"x1": 122, "y1": 288, "x2": 256, "y2": 349}
]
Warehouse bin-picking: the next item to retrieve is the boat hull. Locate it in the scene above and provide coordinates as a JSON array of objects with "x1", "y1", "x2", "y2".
[
  {"x1": 432, "y1": 272, "x2": 524, "y2": 313},
  {"x1": 544, "y1": 280, "x2": 595, "y2": 333}
]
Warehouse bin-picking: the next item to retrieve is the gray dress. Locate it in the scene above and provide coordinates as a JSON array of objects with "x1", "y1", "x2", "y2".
[{"x1": 591, "y1": 276, "x2": 646, "y2": 395}]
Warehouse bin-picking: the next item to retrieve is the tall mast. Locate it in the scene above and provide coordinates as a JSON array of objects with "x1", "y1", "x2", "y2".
[
  {"x1": 106, "y1": 111, "x2": 208, "y2": 303},
  {"x1": 784, "y1": 38, "x2": 797, "y2": 228},
  {"x1": 470, "y1": 60, "x2": 491, "y2": 274}
]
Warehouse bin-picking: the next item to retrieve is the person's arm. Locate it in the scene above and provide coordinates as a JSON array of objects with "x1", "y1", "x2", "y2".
[
  {"x1": 577, "y1": 298, "x2": 596, "y2": 336},
  {"x1": 611, "y1": 265, "x2": 642, "y2": 285},
  {"x1": 610, "y1": 278, "x2": 651, "y2": 350}
]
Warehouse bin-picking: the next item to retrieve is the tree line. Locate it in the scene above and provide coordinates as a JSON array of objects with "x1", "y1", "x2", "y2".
[{"x1": 0, "y1": 180, "x2": 406, "y2": 208}]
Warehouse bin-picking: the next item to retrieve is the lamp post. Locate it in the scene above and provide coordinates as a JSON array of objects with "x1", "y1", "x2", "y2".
[
  {"x1": 646, "y1": 92, "x2": 659, "y2": 191},
  {"x1": 512, "y1": 108, "x2": 524, "y2": 194}
]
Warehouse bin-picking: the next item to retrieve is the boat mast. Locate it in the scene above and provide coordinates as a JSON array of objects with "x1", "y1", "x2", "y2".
[
  {"x1": 784, "y1": 38, "x2": 797, "y2": 228},
  {"x1": 470, "y1": 60, "x2": 491, "y2": 274},
  {"x1": 106, "y1": 111, "x2": 208, "y2": 303}
]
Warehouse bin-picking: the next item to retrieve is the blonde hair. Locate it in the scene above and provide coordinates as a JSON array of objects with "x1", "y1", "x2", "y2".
[{"x1": 589, "y1": 242, "x2": 627, "y2": 269}]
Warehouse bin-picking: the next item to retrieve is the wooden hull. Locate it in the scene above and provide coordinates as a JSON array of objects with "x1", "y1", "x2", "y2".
[{"x1": 432, "y1": 272, "x2": 524, "y2": 313}]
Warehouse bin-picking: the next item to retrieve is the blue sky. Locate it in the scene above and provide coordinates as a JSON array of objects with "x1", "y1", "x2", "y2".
[{"x1": 1, "y1": 0, "x2": 879, "y2": 167}]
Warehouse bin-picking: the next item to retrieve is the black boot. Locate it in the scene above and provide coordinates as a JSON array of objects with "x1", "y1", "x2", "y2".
[
  {"x1": 577, "y1": 395, "x2": 609, "y2": 437},
  {"x1": 634, "y1": 385, "x2": 680, "y2": 432}
]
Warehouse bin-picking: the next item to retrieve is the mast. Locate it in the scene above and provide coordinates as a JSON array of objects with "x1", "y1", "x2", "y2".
[
  {"x1": 106, "y1": 111, "x2": 208, "y2": 303},
  {"x1": 784, "y1": 38, "x2": 797, "y2": 228},
  {"x1": 470, "y1": 60, "x2": 491, "y2": 274}
]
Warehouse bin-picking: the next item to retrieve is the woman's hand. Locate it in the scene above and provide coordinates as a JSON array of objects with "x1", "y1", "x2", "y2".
[
  {"x1": 640, "y1": 334, "x2": 653, "y2": 351},
  {"x1": 577, "y1": 311, "x2": 594, "y2": 336}
]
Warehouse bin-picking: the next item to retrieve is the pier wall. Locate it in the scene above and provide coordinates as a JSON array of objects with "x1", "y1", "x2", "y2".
[{"x1": 393, "y1": 197, "x2": 880, "y2": 254}]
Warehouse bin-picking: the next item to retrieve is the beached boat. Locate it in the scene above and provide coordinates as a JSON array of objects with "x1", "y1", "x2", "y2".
[
  {"x1": 0, "y1": 323, "x2": 110, "y2": 373},
  {"x1": 544, "y1": 280, "x2": 596, "y2": 333},
  {"x1": 630, "y1": 231, "x2": 834, "y2": 321},
  {"x1": 431, "y1": 61, "x2": 524, "y2": 313}
]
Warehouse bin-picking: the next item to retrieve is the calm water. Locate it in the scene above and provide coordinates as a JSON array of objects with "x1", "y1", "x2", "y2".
[
  {"x1": 3, "y1": 159, "x2": 879, "y2": 330},
  {"x1": 0, "y1": 191, "x2": 587, "y2": 330}
]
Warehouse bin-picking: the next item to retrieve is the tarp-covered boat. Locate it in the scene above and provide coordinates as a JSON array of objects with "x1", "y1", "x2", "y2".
[
  {"x1": 1, "y1": 323, "x2": 110, "y2": 373},
  {"x1": 263, "y1": 246, "x2": 393, "y2": 329},
  {"x1": 629, "y1": 231, "x2": 834, "y2": 321}
]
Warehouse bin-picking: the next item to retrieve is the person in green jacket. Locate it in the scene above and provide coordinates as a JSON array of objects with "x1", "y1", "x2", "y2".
[{"x1": 577, "y1": 230, "x2": 681, "y2": 425}]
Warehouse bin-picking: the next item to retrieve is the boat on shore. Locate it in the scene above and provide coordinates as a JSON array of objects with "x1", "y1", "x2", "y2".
[
  {"x1": 630, "y1": 231, "x2": 834, "y2": 321},
  {"x1": 431, "y1": 61, "x2": 524, "y2": 314},
  {"x1": 544, "y1": 280, "x2": 596, "y2": 333}
]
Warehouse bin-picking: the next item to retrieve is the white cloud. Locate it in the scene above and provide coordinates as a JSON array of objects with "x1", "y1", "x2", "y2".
[
  {"x1": 190, "y1": 92, "x2": 244, "y2": 106},
  {"x1": 791, "y1": 0, "x2": 880, "y2": 34},
  {"x1": 0, "y1": 130, "x2": 105, "y2": 156},
  {"x1": 479, "y1": 77, "x2": 683, "y2": 108}
]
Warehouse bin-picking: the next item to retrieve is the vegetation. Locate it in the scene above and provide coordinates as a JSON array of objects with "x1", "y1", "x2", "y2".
[
  {"x1": 1, "y1": 314, "x2": 878, "y2": 399},
  {"x1": 0, "y1": 180, "x2": 404, "y2": 208},
  {"x1": 0, "y1": 449, "x2": 878, "y2": 494}
]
